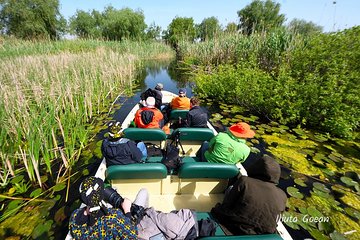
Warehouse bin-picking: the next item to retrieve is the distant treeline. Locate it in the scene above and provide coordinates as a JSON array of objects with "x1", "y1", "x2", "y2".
[{"x1": 0, "y1": 0, "x2": 323, "y2": 45}]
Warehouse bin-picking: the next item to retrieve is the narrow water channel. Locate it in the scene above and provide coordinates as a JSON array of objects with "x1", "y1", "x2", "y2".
[{"x1": 58, "y1": 60, "x2": 359, "y2": 240}]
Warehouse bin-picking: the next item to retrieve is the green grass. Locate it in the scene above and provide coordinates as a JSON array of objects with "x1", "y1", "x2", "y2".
[{"x1": 0, "y1": 38, "x2": 174, "y2": 187}]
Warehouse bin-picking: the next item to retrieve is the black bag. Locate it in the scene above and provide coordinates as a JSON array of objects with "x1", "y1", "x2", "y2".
[
  {"x1": 198, "y1": 218, "x2": 217, "y2": 237},
  {"x1": 161, "y1": 144, "x2": 182, "y2": 174}
]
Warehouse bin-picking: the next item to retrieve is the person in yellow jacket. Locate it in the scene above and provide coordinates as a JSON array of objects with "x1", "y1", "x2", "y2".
[{"x1": 170, "y1": 88, "x2": 190, "y2": 110}]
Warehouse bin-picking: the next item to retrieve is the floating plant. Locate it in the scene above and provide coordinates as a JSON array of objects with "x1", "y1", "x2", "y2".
[{"x1": 287, "y1": 186, "x2": 304, "y2": 199}]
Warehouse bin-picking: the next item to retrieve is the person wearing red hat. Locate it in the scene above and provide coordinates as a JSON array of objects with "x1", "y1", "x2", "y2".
[{"x1": 200, "y1": 122, "x2": 255, "y2": 164}]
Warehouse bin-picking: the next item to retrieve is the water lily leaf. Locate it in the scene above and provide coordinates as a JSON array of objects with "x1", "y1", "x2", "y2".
[
  {"x1": 313, "y1": 182, "x2": 331, "y2": 193},
  {"x1": 307, "y1": 206, "x2": 323, "y2": 218},
  {"x1": 312, "y1": 189, "x2": 330, "y2": 199},
  {"x1": 53, "y1": 182, "x2": 66, "y2": 192},
  {"x1": 329, "y1": 231, "x2": 347, "y2": 240},
  {"x1": 40, "y1": 175, "x2": 48, "y2": 183},
  {"x1": 340, "y1": 176, "x2": 358, "y2": 187},
  {"x1": 32, "y1": 220, "x2": 53, "y2": 239},
  {"x1": 281, "y1": 212, "x2": 300, "y2": 230},
  {"x1": 344, "y1": 207, "x2": 360, "y2": 220},
  {"x1": 294, "y1": 178, "x2": 307, "y2": 187},
  {"x1": 286, "y1": 186, "x2": 304, "y2": 199},
  {"x1": 30, "y1": 188, "x2": 42, "y2": 198},
  {"x1": 10, "y1": 175, "x2": 24, "y2": 184},
  {"x1": 309, "y1": 228, "x2": 329, "y2": 240},
  {"x1": 82, "y1": 168, "x2": 90, "y2": 176},
  {"x1": 318, "y1": 221, "x2": 334, "y2": 234},
  {"x1": 313, "y1": 134, "x2": 329, "y2": 142},
  {"x1": 250, "y1": 147, "x2": 260, "y2": 154},
  {"x1": 251, "y1": 139, "x2": 260, "y2": 145},
  {"x1": 54, "y1": 206, "x2": 67, "y2": 224}
]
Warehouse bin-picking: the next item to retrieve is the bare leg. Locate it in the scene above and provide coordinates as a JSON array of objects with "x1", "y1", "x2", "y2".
[{"x1": 133, "y1": 188, "x2": 149, "y2": 208}]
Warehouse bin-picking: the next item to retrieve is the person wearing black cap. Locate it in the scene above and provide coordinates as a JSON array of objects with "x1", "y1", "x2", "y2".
[
  {"x1": 170, "y1": 88, "x2": 191, "y2": 110},
  {"x1": 101, "y1": 121, "x2": 143, "y2": 166},
  {"x1": 69, "y1": 176, "x2": 139, "y2": 239}
]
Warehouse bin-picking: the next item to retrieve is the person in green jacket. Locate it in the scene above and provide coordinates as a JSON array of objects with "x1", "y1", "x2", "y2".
[{"x1": 198, "y1": 122, "x2": 255, "y2": 164}]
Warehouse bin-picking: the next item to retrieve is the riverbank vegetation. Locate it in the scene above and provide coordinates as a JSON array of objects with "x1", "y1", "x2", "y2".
[
  {"x1": 0, "y1": 38, "x2": 173, "y2": 237},
  {"x1": 178, "y1": 26, "x2": 360, "y2": 140}
]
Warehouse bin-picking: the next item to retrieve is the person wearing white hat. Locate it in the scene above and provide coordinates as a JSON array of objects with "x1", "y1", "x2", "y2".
[{"x1": 134, "y1": 97, "x2": 165, "y2": 129}]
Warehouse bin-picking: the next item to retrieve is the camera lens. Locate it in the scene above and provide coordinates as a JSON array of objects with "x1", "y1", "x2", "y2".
[{"x1": 103, "y1": 187, "x2": 124, "y2": 208}]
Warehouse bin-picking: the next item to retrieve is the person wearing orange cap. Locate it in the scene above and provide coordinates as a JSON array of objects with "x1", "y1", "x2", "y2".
[{"x1": 200, "y1": 122, "x2": 255, "y2": 164}]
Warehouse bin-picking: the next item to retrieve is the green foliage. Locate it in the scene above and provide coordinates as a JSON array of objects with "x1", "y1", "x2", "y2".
[
  {"x1": 69, "y1": 6, "x2": 146, "y2": 41},
  {"x1": 163, "y1": 17, "x2": 196, "y2": 47},
  {"x1": 0, "y1": 0, "x2": 66, "y2": 40},
  {"x1": 196, "y1": 16, "x2": 221, "y2": 41},
  {"x1": 101, "y1": 7, "x2": 146, "y2": 41},
  {"x1": 69, "y1": 10, "x2": 102, "y2": 39},
  {"x1": 287, "y1": 18, "x2": 323, "y2": 37},
  {"x1": 189, "y1": 26, "x2": 360, "y2": 138},
  {"x1": 145, "y1": 22, "x2": 162, "y2": 40},
  {"x1": 224, "y1": 22, "x2": 238, "y2": 33},
  {"x1": 237, "y1": 0, "x2": 285, "y2": 35}
]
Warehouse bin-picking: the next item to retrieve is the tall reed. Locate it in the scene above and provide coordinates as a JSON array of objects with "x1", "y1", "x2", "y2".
[{"x1": 0, "y1": 39, "x2": 174, "y2": 187}]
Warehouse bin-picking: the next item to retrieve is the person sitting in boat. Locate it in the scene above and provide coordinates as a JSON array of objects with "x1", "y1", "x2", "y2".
[
  {"x1": 69, "y1": 176, "x2": 138, "y2": 239},
  {"x1": 182, "y1": 97, "x2": 208, "y2": 128},
  {"x1": 135, "y1": 96, "x2": 165, "y2": 129},
  {"x1": 140, "y1": 83, "x2": 163, "y2": 109},
  {"x1": 197, "y1": 122, "x2": 255, "y2": 164},
  {"x1": 101, "y1": 121, "x2": 144, "y2": 166},
  {"x1": 69, "y1": 177, "x2": 205, "y2": 239},
  {"x1": 170, "y1": 88, "x2": 191, "y2": 110},
  {"x1": 211, "y1": 155, "x2": 287, "y2": 235}
]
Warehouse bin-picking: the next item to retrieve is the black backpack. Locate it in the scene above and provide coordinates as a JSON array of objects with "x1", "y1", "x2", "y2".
[{"x1": 161, "y1": 144, "x2": 182, "y2": 174}]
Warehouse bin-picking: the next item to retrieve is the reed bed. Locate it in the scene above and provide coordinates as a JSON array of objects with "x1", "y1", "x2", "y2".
[
  {"x1": 177, "y1": 30, "x2": 303, "y2": 72},
  {"x1": 0, "y1": 39, "x2": 174, "y2": 187}
]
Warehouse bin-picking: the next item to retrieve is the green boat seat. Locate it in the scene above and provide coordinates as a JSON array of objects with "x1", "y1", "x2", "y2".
[
  {"x1": 106, "y1": 163, "x2": 167, "y2": 179},
  {"x1": 123, "y1": 128, "x2": 167, "y2": 141},
  {"x1": 170, "y1": 109, "x2": 189, "y2": 120},
  {"x1": 172, "y1": 128, "x2": 214, "y2": 141},
  {"x1": 178, "y1": 162, "x2": 239, "y2": 179}
]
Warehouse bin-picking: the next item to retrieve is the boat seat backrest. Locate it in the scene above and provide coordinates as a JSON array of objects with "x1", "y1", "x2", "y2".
[
  {"x1": 178, "y1": 162, "x2": 239, "y2": 179},
  {"x1": 106, "y1": 163, "x2": 167, "y2": 179},
  {"x1": 123, "y1": 128, "x2": 167, "y2": 141},
  {"x1": 173, "y1": 127, "x2": 214, "y2": 141},
  {"x1": 169, "y1": 109, "x2": 189, "y2": 120}
]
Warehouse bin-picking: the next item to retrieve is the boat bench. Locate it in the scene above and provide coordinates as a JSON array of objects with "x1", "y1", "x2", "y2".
[
  {"x1": 106, "y1": 163, "x2": 168, "y2": 194},
  {"x1": 169, "y1": 109, "x2": 189, "y2": 120},
  {"x1": 171, "y1": 127, "x2": 215, "y2": 156},
  {"x1": 123, "y1": 128, "x2": 167, "y2": 149}
]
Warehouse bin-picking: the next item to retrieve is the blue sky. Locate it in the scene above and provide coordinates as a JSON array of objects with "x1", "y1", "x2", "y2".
[{"x1": 59, "y1": 0, "x2": 360, "y2": 32}]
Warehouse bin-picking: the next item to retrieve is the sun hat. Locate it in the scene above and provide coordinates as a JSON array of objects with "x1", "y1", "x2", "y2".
[
  {"x1": 108, "y1": 121, "x2": 122, "y2": 139},
  {"x1": 79, "y1": 176, "x2": 105, "y2": 211},
  {"x1": 179, "y1": 88, "x2": 186, "y2": 95},
  {"x1": 229, "y1": 122, "x2": 255, "y2": 138},
  {"x1": 146, "y1": 96, "x2": 156, "y2": 108},
  {"x1": 155, "y1": 83, "x2": 163, "y2": 90}
]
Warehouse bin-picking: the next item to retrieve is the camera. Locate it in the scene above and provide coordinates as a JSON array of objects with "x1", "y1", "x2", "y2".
[
  {"x1": 103, "y1": 187, "x2": 124, "y2": 208},
  {"x1": 103, "y1": 187, "x2": 145, "y2": 223}
]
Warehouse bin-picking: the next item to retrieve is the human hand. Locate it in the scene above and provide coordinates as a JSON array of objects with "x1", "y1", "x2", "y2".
[{"x1": 121, "y1": 198, "x2": 132, "y2": 214}]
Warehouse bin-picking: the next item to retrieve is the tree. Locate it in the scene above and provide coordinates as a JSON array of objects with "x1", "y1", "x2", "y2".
[
  {"x1": 145, "y1": 22, "x2": 161, "y2": 40},
  {"x1": 0, "y1": 0, "x2": 66, "y2": 39},
  {"x1": 101, "y1": 7, "x2": 146, "y2": 41},
  {"x1": 163, "y1": 17, "x2": 196, "y2": 47},
  {"x1": 237, "y1": 0, "x2": 285, "y2": 35},
  {"x1": 197, "y1": 17, "x2": 221, "y2": 41},
  {"x1": 69, "y1": 10, "x2": 102, "y2": 39},
  {"x1": 287, "y1": 18, "x2": 323, "y2": 37},
  {"x1": 225, "y1": 22, "x2": 238, "y2": 33}
]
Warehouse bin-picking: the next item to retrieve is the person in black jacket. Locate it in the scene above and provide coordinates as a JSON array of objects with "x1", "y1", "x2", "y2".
[
  {"x1": 211, "y1": 155, "x2": 287, "y2": 235},
  {"x1": 101, "y1": 121, "x2": 143, "y2": 166},
  {"x1": 183, "y1": 97, "x2": 208, "y2": 128}
]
